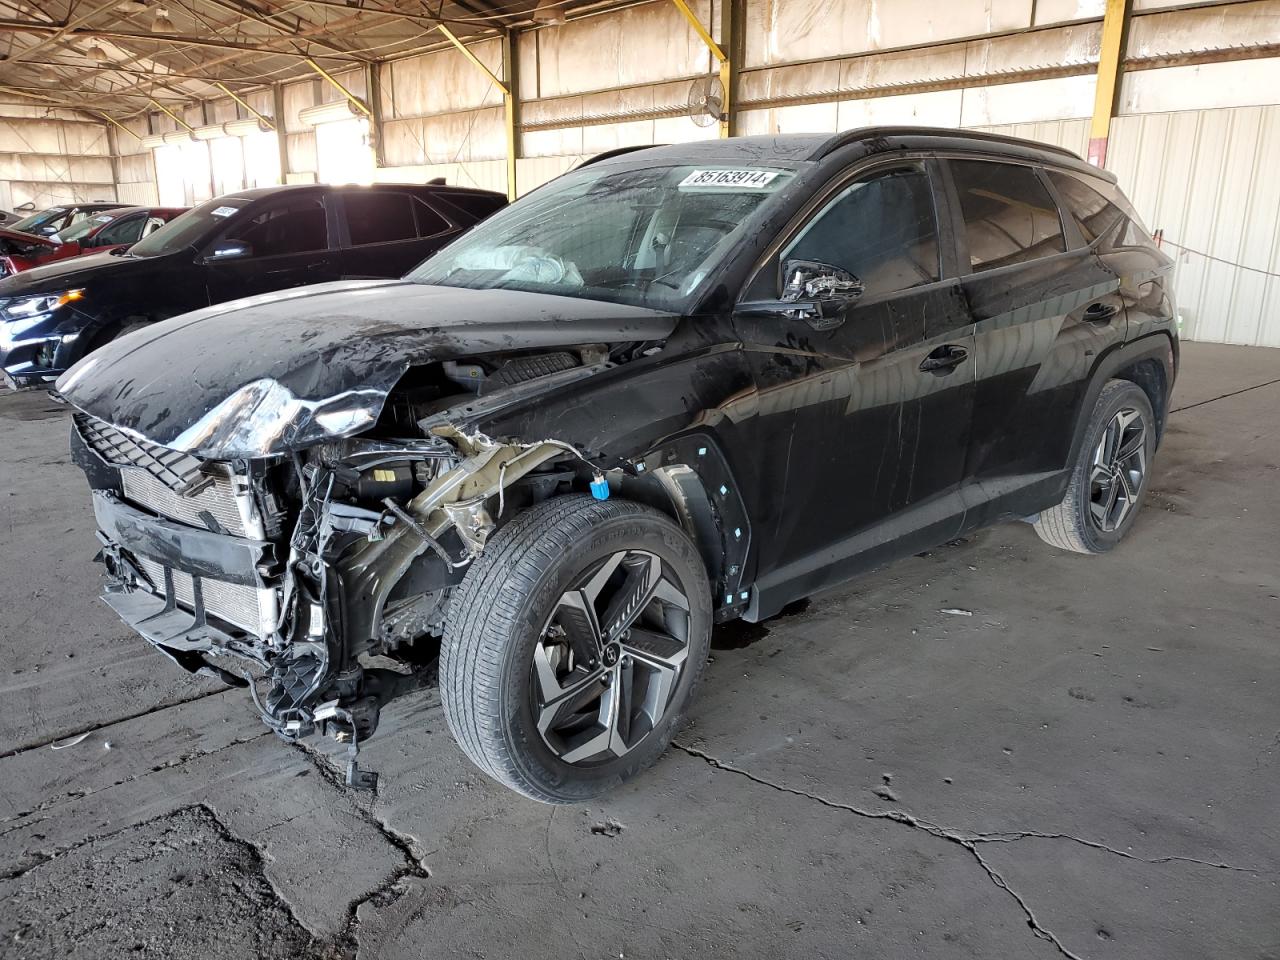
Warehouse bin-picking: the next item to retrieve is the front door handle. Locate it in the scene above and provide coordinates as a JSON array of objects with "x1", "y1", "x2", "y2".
[
  {"x1": 1083, "y1": 301, "x2": 1120, "y2": 323},
  {"x1": 919, "y1": 344, "x2": 969, "y2": 375}
]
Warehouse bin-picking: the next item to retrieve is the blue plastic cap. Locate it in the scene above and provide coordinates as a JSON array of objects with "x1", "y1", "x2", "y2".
[{"x1": 590, "y1": 474, "x2": 610, "y2": 500}]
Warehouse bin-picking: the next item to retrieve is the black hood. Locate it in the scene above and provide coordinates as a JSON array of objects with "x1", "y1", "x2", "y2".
[
  {"x1": 0, "y1": 249, "x2": 147, "y2": 294},
  {"x1": 58, "y1": 280, "x2": 678, "y2": 459}
]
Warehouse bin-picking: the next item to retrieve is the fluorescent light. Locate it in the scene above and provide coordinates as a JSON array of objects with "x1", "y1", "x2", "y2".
[
  {"x1": 152, "y1": 7, "x2": 177, "y2": 33},
  {"x1": 532, "y1": 0, "x2": 567, "y2": 24}
]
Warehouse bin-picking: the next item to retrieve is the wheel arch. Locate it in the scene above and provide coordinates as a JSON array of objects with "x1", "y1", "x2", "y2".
[{"x1": 1069, "y1": 332, "x2": 1175, "y2": 466}]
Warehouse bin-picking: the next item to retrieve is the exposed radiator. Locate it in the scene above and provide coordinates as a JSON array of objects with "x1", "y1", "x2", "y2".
[
  {"x1": 134, "y1": 555, "x2": 269, "y2": 637},
  {"x1": 121, "y1": 468, "x2": 248, "y2": 537}
]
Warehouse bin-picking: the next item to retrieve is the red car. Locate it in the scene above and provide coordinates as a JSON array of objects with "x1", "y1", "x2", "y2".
[{"x1": 0, "y1": 206, "x2": 187, "y2": 278}]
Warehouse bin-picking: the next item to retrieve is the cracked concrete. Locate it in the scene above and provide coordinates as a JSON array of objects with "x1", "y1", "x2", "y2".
[{"x1": 0, "y1": 341, "x2": 1277, "y2": 959}]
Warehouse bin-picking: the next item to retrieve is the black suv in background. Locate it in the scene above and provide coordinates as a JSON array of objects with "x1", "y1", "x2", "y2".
[
  {"x1": 0, "y1": 183, "x2": 505, "y2": 388},
  {"x1": 59, "y1": 130, "x2": 1176, "y2": 801}
]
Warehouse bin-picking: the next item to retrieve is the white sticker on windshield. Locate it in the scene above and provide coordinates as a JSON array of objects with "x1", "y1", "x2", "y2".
[
  {"x1": 679, "y1": 169, "x2": 780, "y2": 190},
  {"x1": 210, "y1": 205, "x2": 238, "y2": 217},
  {"x1": 94, "y1": 215, "x2": 113, "y2": 222}
]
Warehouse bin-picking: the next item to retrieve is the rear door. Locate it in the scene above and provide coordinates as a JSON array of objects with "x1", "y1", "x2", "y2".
[
  {"x1": 943, "y1": 157, "x2": 1128, "y2": 527},
  {"x1": 202, "y1": 193, "x2": 336, "y2": 303},
  {"x1": 336, "y1": 190, "x2": 460, "y2": 279}
]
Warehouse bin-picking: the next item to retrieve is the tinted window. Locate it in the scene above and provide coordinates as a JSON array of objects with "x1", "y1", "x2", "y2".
[
  {"x1": 345, "y1": 192, "x2": 416, "y2": 246},
  {"x1": 950, "y1": 160, "x2": 1065, "y2": 271},
  {"x1": 413, "y1": 199, "x2": 450, "y2": 237},
  {"x1": 436, "y1": 192, "x2": 505, "y2": 223},
  {"x1": 1047, "y1": 170, "x2": 1152, "y2": 251},
  {"x1": 94, "y1": 215, "x2": 146, "y2": 246},
  {"x1": 232, "y1": 196, "x2": 327, "y2": 257},
  {"x1": 784, "y1": 165, "x2": 940, "y2": 296}
]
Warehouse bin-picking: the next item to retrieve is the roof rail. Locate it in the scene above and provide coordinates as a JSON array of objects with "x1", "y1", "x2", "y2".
[{"x1": 811, "y1": 126, "x2": 1083, "y2": 162}]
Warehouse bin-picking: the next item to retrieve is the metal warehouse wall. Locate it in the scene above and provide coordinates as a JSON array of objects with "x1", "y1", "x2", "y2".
[
  {"x1": 0, "y1": 99, "x2": 117, "y2": 212},
  {"x1": 97, "y1": 0, "x2": 1280, "y2": 345}
]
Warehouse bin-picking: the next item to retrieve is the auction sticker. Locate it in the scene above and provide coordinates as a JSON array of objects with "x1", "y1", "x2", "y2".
[
  {"x1": 679, "y1": 169, "x2": 780, "y2": 189},
  {"x1": 210, "y1": 205, "x2": 239, "y2": 217}
]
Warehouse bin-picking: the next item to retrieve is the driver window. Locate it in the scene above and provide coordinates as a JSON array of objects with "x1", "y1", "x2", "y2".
[
  {"x1": 784, "y1": 166, "x2": 941, "y2": 297},
  {"x1": 93, "y1": 216, "x2": 145, "y2": 247},
  {"x1": 231, "y1": 197, "x2": 327, "y2": 258}
]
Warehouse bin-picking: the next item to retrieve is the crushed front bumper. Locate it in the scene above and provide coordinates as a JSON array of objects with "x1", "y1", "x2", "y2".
[{"x1": 92, "y1": 488, "x2": 275, "y2": 682}]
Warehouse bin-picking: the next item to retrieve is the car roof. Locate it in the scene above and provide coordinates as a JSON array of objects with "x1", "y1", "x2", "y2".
[
  {"x1": 86, "y1": 205, "x2": 188, "y2": 219},
  {"x1": 219, "y1": 182, "x2": 506, "y2": 203},
  {"x1": 590, "y1": 127, "x2": 1114, "y2": 183}
]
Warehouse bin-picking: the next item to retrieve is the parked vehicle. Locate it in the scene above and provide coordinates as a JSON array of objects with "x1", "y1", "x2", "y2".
[
  {"x1": 0, "y1": 210, "x2": 25, "y2": 227},
  {"x1": 0, "y1": 229, "x2": 59, "y2": 279},
  {"x1": 58, "y1": 129, "x2": 1177, "y2": 801},
  {"x1": 8, "y1": 202, "x2": 125, "y2": 238},
  {"x1": 0, "y1": 182, "x2": 505, "y2": 388},
  {"x1": 0, "y1": 206, "x2": 187, "y2": 280}
]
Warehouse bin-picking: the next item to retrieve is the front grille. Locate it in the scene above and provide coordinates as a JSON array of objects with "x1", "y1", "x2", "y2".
[
  {"x1": 121, "y1": 468, "x2": 248, "y2": 537},
  {"x1": 134, "y1": 556, "x2": 267, "y2": 636},
  {"x1": 75, "y1": 413, "x2": 206, "y2": 494}
]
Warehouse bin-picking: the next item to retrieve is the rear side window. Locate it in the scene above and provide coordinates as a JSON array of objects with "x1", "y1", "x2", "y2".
[
  {"x1": 345, "y1": 192, "x2": 417, "y2": 246},
  {"x1": 433, "y1": 193, "x2": 505, "y2": 225},
  {"x1": 1047, "y1": 170, "x2": 1152, "y2": 250},
  {"x1": 950, "y1": 160, "x2": 1065, "y2": 271},
  {"x1": 413, "y1": 199, "x2": 450, "y2": 237}
]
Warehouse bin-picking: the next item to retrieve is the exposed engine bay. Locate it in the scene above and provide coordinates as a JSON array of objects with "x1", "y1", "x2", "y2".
[{"x1": 68, "y1": 339, "x2": 664, "y2": 789}]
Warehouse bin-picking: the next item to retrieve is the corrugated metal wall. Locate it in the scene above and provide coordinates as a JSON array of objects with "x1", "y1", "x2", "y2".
[
  {"x1": 1109, "y1": 107, "x2": 1280, "y2": 347},
  {"x1": 0, "y1": 101, "x2": 117, "y2": 210}
]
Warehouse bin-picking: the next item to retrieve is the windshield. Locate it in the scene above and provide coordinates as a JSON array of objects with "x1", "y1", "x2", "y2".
[
  {"x1": 10, "y1": 208, "x2": 66, "y2": 233},
  {"x1": 409, "y1": 163, "x2": 796, "y2": 311},
  {"x1": 57, "y1": 213, "x2": 116, "y2": 243},
  {"x1": 129, "y1": 197, "x2": 249, "y2": 258}
]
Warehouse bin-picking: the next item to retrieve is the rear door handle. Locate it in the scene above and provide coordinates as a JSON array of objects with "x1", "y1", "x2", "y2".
[
  {"x1": 919, "y1": 344, "x2": 969, "y2": 375},
  {"x1": 1083, "y1": 301, "x2": 1120, "y2": 323}
]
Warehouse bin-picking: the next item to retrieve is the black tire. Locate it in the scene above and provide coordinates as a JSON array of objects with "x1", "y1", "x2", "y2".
[
  {"x1": 1034, "y1": 379, "x2": 1156, "y2": 554},
  {"x1": 441, "y1": 495, "x2": 712, "y2": 803}
]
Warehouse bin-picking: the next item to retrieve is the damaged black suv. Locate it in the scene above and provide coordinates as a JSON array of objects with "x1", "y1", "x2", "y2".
[{"x1": 59, "y1": 129, "x2": 1177, "y2": 802}]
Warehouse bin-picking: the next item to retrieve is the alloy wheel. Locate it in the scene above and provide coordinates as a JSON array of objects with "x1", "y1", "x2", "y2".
[
  {"x1": 1088, "y1": 406, "x2": 1148, "y2": 533},
  {"x1": 531, "y1": 550, "x2": 692, "y2": 766}
]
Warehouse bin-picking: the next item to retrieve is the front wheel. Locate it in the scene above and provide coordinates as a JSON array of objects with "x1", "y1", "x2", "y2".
[
  {"x1": 1034, "y1": 379, "x2": 1156, "y2": 554},
  {"x1": 441, "y1": 495, "x2": 712, "y2": 803}
]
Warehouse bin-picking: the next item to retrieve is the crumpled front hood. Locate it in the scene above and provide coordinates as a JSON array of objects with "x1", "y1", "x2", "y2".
[{"x1": 57, "y1": 280, "x2": 678, "y2": 459}]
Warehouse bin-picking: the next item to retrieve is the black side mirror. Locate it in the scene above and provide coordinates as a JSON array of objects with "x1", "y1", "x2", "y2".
[
  {"x1": 736, "y1": 260, "x2": 864, "y2": 331},
  {"x1": 205, "y1": 238, "x2": 253, "y2": 262},
  {"x1": 782, "y1": 259, "x2": 865, "y2": 304}
]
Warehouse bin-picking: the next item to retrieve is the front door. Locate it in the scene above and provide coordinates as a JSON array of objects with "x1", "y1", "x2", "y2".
[
  {"x1": 203, "y1": 193, "x2": 335, "y2": 304},
  {"x1": 735, "y1": 159, "x2": 975, "y2": 614}
]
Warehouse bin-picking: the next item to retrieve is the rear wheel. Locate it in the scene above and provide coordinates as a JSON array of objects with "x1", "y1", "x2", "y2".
[
  {"x1": 441, "y1": 495, "x2": 712, "y2": 803},
  {"x1": 1034, "y1": 379, "x2": 1155, "y2": 554}
]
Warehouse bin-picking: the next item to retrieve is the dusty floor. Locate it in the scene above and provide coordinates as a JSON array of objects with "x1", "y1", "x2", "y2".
[{"x1": 1, "y1": 341, "x2": 1277, "y2": 960}]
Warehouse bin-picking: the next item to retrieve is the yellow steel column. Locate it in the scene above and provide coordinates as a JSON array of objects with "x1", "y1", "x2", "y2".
[
  {"x1": 1088, "y1": 0, "x2": 1131, "y2": 167},
  {"x1": 214, "y1": 81, "x2": 275, "y2": 130},
  {"x1": 670, "y1": 0, "x2": 730, "y2": 137},
  {"x1": 150, "y1": 98, "x2": 196, "y2": 134},
  {"x1": 304, "y1": 57, "x2": 373, "y2": 117},
  {"x1": 437, "y1": 24, "x2": 517, "y2": 201}
]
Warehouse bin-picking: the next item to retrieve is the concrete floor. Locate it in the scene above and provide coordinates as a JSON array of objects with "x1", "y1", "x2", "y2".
[{"x1": 1, "y1": 341, "x2": 1277, "y2": 960}]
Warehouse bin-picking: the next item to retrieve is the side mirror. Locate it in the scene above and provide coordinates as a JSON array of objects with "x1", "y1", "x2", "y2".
[
  {"x1": 782, "y1": 259, "x2": 865, "y2": 304},
  {"x1": 205, "y1": 239, "x2": 253, "y2": 262},
  {"x1": 735, "y1": 260, "x2": 865, "y2": 330}
]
